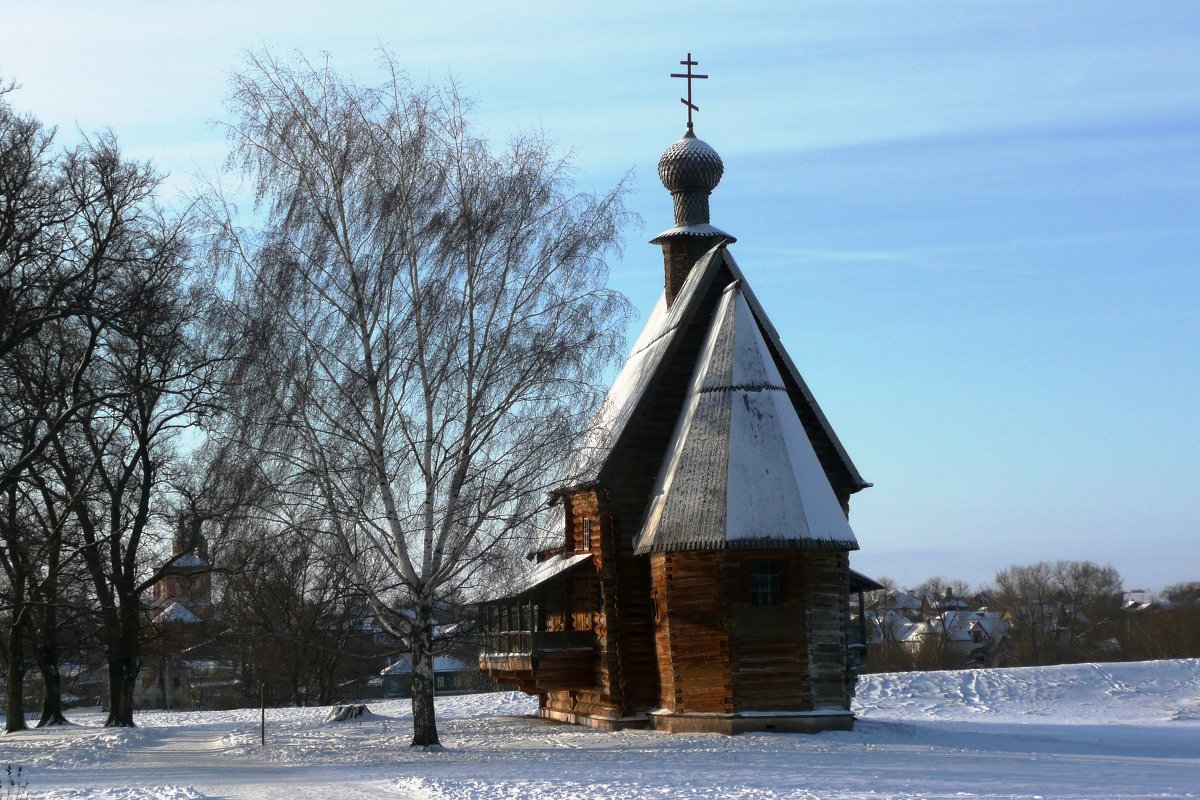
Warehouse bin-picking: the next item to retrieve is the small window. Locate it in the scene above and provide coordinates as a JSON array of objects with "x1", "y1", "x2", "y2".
[
  {"x1": 580, "y1": 518, "x2": 593, "y2": 551},
  {"x1": 749, "y1": 560, "x2": 782, "y2": 607}
]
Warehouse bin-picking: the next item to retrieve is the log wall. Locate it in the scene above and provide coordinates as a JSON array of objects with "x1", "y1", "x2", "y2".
[
  {"x1": 652, "y1": 551, "x2": 733, "y2": 714},
  {"x1": 801, "y1": 549, "x2": 852, "y2": 711},
  {"x1": 726, "y1": 550, "x2": 809, "y2": 712}
]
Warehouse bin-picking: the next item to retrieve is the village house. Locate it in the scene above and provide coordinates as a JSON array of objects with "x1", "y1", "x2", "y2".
[
  {"x1": 857, "y1": 585, "x2": 1012, "y2": 667},
  {"x1": 479, "y1": 68, "x2": 872, "y2": 734}
]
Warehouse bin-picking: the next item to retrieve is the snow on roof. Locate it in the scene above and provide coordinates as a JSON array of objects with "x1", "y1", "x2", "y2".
[
  {"x1": 153, "y1": 601, "x2": 203, "y2": 624},
  {"x1": 380, "y1": 655, "x2": 475, "y2": 676},
  {"x1": 568, "y1": 245, "x2": 727, "y2": 483},
  {"x1": 724, "y1": 250, "x2": 868, "y2": 494},
  {"x1": 929, "y1": 610, "x2": 1009, "y2": 641},
  {"x1": 871, "y1": 613, "x2": 922, "y2": 643},
  {"x1": 568, "y1": 244, "x2": 866, "y2": 506},
  {"x1": 650, "y1": 222, "x2": 736, "y2": 242},
  {"x1": 169, "y1": 552, "x2": 206, "y2": 568},
  {"x1": 635, "y1": 283, "x2": 858, "y2": 554},
  {"x1": 486, "y1": 553, "x2": 593, "y2": 603}
]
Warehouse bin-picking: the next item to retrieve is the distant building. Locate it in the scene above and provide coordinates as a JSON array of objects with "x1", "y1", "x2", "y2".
[
  {"x1": 151, "y1": 517, "x2": 213, "y2": 620},
  {"x1": 925, "y1": 609, "x2": 1011, "y2": 666},
  {"x1": 139, "y1": 518, "x2": 238, "y2": 710},
  {"x1": 380, "y1": 655, "x2": 489, "y2": 697}
]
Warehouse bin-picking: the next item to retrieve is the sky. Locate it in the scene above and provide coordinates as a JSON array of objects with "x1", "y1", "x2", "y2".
[{"x1": 3, "y1": 1, "x2": 1197, "y2": 593}]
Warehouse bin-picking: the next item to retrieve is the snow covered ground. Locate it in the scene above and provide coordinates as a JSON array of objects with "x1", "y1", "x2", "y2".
[{"x1": 2, "y1": 658, "x2": 1198, "y2": 799}]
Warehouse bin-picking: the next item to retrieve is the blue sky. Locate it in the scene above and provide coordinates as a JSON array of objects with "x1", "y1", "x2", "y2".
[{"x1": 4, "y1": 1, "x2": 1197, "y2": 592}]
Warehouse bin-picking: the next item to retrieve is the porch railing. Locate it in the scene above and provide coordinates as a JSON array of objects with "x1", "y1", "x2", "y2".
[{"x1": 481, "y1": 629, "x2": 595, "y2": 656}]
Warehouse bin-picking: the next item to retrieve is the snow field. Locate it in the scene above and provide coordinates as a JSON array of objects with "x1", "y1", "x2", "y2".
[{"x1": 1, "y1": 659, "x2": 1197, "y2": 799}]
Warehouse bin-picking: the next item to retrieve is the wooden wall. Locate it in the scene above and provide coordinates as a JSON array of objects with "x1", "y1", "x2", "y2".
[
  {"x1": 800, "y1": 550, "x2": 853, "y2": 710},
  {"x1": 727, "y1": 550, "x2": 808, "y2": 712},
  {"x1": 652, "y1": 551, "x2": 733, "y2": 714},
  {"x1": 541, "y1": 487, "x2": 634, "y2": 721},
  {"x1": 649, "y1": 548, "x2": 853, "y2": 716}
]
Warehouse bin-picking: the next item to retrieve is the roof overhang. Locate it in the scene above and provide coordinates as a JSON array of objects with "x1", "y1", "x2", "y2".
[
  {"x1": 849, "y1": 569, "x2": 886, "y2": 593},
  {"x1": 484, "y1": 553, "x2": 593, "y2": 602}
]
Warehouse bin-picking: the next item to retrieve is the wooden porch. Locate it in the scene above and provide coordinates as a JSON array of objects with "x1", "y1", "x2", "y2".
[{"x1": 479, "y1": 630, "x2": 596, "y2": 692}]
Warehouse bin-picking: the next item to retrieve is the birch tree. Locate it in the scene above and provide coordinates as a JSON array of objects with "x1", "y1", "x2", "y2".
[{"x1": 213, "y1": 52, "x2": 631, "y2": 746}]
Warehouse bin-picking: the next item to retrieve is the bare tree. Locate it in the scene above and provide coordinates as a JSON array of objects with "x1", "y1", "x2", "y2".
[
  {"x1": 217, "y1": 523, "x2": 377, "y2": 707},
  {"x1": 994, "y1": 562, "x2": 1058, "y2": 665},
  {"x1": 0, "y1": 90, "x2": 140, "y2": 497},
  {"x1": 1162, "y1": 581, "x2": 1200, "y2": 608},
  {"x1": 912, "y1": 576, "x2": 972, "y2": 611},
  {"x1": 1117, "y1": 582, "x2": 1200, "y2": 661},
  {"x1": 212, "y1": 51, "x2": 631, "y2": 746},
  {"x1": 994, "y1": 560, "x2": 1122, "y2": 665},
  {"x1": 1052, "y1": 560, "x2": 1122, "y2": 657},
  {"x1": 0, "y1": 89, "x2": 181, "y2": 730},
  {"x1": 47, "y1": 188, "x2": 224, "y2": 727}
]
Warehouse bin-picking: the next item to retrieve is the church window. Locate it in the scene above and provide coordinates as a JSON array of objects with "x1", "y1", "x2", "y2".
[{"x1": 749, "y1": 559, "x2": 782, "y2": 607}]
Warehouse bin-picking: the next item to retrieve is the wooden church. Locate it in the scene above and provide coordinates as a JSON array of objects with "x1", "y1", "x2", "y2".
[{"x1": 479, "y1": 66, "x2": 870, "y2": 734}]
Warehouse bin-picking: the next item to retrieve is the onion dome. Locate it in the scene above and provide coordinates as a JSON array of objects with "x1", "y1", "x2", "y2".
[
  {"x1": 658, "y1": 129, "x2": 724, "y2": 194},
  {"x1": 651, "y1": 128, "x2": 735, "y2": 244}
]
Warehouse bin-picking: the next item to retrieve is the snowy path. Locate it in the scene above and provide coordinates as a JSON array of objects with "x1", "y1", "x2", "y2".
[{"x1": 3, "y1": 659, "x2": 1198, "y2": 799}]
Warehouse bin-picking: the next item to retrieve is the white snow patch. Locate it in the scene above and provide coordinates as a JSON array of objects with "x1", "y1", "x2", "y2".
[
  {"x1": 36, "y1": 787, "x2": 207, "y2": 799},
  {"x1": 2, "y1": 659, "x2": 1197, "y2": 800}
]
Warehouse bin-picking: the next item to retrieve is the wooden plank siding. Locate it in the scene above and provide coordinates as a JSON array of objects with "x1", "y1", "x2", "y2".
[
  {"x1": 727, "y1": 551, "x2": 809, "y2": 713},
  {"x1": 801, "y1": 550, "x2": 854, "y2": 710},
  {"x1": 650, "y1": 549, "x2": 854, "y2": 716},
  {"x1": 652, "y1": 552, "x2": 733, "y2": 714}
]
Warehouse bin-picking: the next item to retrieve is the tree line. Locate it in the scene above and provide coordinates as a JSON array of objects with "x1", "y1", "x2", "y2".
[
  {"x1": 863, "y1": 560, "x2": 1200, "y2": 673},
  {"x1": 0, "y1": 51, "x2": 631, "y2": 746}
]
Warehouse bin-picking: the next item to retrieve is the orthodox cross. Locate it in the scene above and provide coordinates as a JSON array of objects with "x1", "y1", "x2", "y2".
[{"x1": 670, "y1": 52, "x2": 708, "y2": 131}]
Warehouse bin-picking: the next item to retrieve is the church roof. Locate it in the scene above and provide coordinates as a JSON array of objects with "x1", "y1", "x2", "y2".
[
  {"x1": 568, "y1": 244, "x2": 727, "y2": 482},
  {"x1": 495, "y1": 552, "x2": 593, "y2": 600},
  {"x1": 634, "y1": 281, "x2": 859, "y2": 554},
  {"x1": 153, "y1": 601, "x2": 203, "y2": 624},
  {"x1": 569, "y1": 243, "x2": 866, "y2": 496},
  {"x1": 169, "y1": 552, "x2": 206, "y2": 569}
]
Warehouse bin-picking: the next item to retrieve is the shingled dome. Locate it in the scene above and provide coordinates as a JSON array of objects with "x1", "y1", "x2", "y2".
[{"x1": 658, "y1": 129, "x2": 724, "y2": 194}]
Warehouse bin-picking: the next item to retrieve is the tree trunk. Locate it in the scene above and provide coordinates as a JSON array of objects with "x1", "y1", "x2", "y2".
[
  {"x1": 105, "y1": 654, "x2": 137, "y2": 727},
  {"x1": 34, "y1": 652, "x2": 68, "y2": 727},
  {"x1": 4, "y1": 623, "x2": 28, "y2": 733},
  {"x1": 34, "y1": 590, "x2": 70, "y2": 726},
  {"x1": 409, "y1": 603, "x2": 439, "y2": 747},
  {"x1": 103, "y1": 604, "x2": 142, "y2": 727}
]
